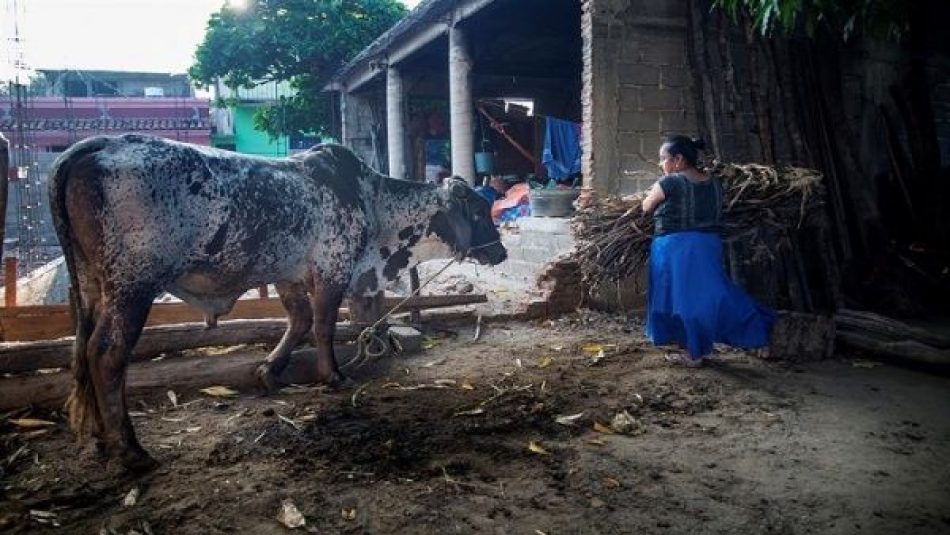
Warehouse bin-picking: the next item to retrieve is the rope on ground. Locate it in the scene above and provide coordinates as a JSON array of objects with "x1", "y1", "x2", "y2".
[{"x1": 343, "y1": 256, "x2": 460, "y2": 370}]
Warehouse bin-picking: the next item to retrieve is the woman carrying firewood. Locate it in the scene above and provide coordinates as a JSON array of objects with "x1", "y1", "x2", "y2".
[{"x1": 639, "y1": 135, "x2": 775, "y2": 366}]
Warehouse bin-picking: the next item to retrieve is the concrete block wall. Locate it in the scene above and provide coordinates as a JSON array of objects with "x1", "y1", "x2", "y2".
[
  {"x1": 498, "y1": 216, "x2": 577, "y2": 283},
  {"x1": 583, "y1": 0, "x2": 699, "y2": 196},
  {"x1": 342, "y1": 90, "x2": 384, "y2": 172}
]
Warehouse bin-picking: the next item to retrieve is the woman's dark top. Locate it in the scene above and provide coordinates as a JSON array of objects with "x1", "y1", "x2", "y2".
[{"x1": 653, "y1": 173, "x2": 722, "y2": 236}]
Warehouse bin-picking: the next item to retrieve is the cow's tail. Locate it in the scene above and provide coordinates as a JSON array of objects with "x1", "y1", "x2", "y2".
[{"x1": 49, "y1": 136, "x2": 111, "y2": 440}]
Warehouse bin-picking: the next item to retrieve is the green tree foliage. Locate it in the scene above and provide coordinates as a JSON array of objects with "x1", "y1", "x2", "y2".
[
  {"x1": 189, "y1": 0, "x2": 407, "y2": 138},
  {"x1": 712, "y1": 0, "x2": 909, "y2": 41}
]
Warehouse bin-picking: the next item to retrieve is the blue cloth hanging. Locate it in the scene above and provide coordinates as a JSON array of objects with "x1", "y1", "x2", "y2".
[
  {"x1": 646, "y1": 231, "x2": 776, "y2": 358},
  {"x1": 542, "y1": 117, "x2": 582, "y2": 180}
]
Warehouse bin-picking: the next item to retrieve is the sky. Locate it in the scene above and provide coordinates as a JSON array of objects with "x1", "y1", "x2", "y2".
[{"x1": 0, "y1": 0, "x2": 422, "y2": 81}]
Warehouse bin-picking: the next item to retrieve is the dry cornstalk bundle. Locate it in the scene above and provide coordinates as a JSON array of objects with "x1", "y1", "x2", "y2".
[{"x1": 571, "y1": 162, "x2": 826, "y2": 291}]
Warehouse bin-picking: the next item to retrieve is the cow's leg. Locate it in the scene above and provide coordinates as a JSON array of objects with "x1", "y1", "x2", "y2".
[
  {"x1": 88, "y1": 287, "x2": 157, "y2": 472},
  {"x1": 66, "y1": 269, "x2": 109, "y2": 459},
  {"x1": 310, "y1": 279, "x2": 350, "y2": 388},
  {"x1": 256, "y1": 281, "x2": 313, "y2": 392}
]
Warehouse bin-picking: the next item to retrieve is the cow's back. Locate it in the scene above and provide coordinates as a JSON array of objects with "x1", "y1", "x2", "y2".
[{"x1": 53, "y1": 135, "x2": 335, "y2": 303}]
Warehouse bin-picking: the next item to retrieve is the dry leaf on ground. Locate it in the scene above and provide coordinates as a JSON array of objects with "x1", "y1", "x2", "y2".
[
  {"x1": 277, "y1": 499, "x2": 306, "y2": 529},
  {"x1": 528, "y1": 441, "x2": 550, "y2": 455},
  {"x1": 122, "y1": 487, "x2": 140, "y2": 507},
  {"x1": 199, "y1": 386, "x2": 238, "y2": 398},
  {"x1": 593, "y1": 422, "x2": 616, "y2": 434},
  {"x1": 9, "y1": 418, "x2": 56, "y2": 429},
  {"x1": 555, "y1": 412, "x2": 585, "y2": 426}
]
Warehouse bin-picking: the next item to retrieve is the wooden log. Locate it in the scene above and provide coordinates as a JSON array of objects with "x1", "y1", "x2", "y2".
[
  {"x1": 837, "y1": 332, "x2": 950, "y2": 367},
  {"x1": 0, "y1": 319, "x2": 369, "y2": 374},
  {"x1": 0, "y1": 346, "x2": 358, "y2": 410},
  {"x1": 0, "y1": 293, "x2": 487, "y2": 342},
  {"x1": 766, "y1": 311, "x2": 835, "y2": 362},
  {"x1": 836, "y1": 309, "x2": 950, "y2": 348},
  {"x1": 4, "y1": 257, "x2": 16, "y2": 307}
]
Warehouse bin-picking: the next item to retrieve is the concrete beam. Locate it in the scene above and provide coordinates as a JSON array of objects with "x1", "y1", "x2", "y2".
[{"x1": 329, "y1": 0, "x2": 495, "y2": 93}]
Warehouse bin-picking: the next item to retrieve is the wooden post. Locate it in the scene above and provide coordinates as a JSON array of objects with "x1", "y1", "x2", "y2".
[
  {"x1": 409, "y1": 267, "x2": 422, "y2": 324},
  {"x1": 3, "y1": 257, "x2": 16, "y2": 307},
  {"x1": 257, "y1": 285, "x2": 268, "y2": 299},
  {"x1": 0, "y1": 133, "x2": 8, "y2": 263}
]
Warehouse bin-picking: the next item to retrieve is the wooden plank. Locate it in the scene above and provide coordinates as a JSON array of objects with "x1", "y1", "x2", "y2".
[
  {"x1": 4, "y1": 257, "x2": 16, "y2": 307},
  {"x1": 0, "y1": 293, "x2": 486, "y2": 342},
  {"x1": 0, "y1": 319, "x2": 373, "y2": 373},
  {"x1": 837, "y1": 332, "x2": 950, "y2": 367}
]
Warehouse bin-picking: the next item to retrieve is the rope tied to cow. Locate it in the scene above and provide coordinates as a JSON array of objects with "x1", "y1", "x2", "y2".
[{"x1": 344, "y1": 255, "x2": 464, "y2": 370}]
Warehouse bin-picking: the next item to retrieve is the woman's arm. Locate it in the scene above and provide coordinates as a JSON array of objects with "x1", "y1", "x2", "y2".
[{"x1": 641, "y1": 181, "x2": 666, "y2": 214}]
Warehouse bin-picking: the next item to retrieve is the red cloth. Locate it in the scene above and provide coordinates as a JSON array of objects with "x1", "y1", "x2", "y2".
[{"x1": 491, "y1": 183, "x2": 530, "y2": 222}]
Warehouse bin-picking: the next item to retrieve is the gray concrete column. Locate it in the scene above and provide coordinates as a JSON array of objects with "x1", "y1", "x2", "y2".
[
  {"x1": 385, "y1": 66, "x2": 406, "y2": 179},
  {"x1": 448, "y1": 25, "x2": 475, "y2": 184}
]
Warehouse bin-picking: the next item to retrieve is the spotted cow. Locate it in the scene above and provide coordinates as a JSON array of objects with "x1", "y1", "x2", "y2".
[{"x1": 49, "y1": 134, "x2": 507, "y2": 470}]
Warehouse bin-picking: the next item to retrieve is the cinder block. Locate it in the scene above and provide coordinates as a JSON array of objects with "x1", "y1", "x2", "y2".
[
  {"x1": 619, "y1": 64, "x2": 660, "y2": 85},
  {"x1": 617, "y1": 132, "x2": 641, "y2": 153},
  {"x1": 520, "y1": 245, "x2": 561, "y2": 265},
  {"x1": 661, "y1": 66, "x2": 691, "y2": 88},
  {"x1": 618, "y1": 111, "x2": 661, "y2": 133},
  {"x1": 639, "y1": 37, "x2": 687, "y2": 66},
  {"x1": 620, "y1": 153, "x2": 656, "y2": 173},
  {"x1": 621, "y1": 39, "x2": 641, "y2": 62},
  {"x1": 628, "y1": 0, "x2": 689, "y2": 20},
  {"x1": 619, "y1": 87, "x2": 639, "y2": 111},
  {"x1": 660, "y1": 110, "x2": 696, "y2": 133},
  {"x1": 517, "y1": 216, "x2": 574, "y2": 235},
  {"x1": 388, "y1": 326, "x2": 423, "y2": 355},
  {"x1": 495, "y1": 259, "x2": 544, "y2": 282},
  {"x1": 639, "y1": 87, "x2": 683, "y2": 111}
]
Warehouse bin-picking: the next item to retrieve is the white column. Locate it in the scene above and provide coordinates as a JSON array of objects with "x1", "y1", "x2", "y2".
[
  {"x1": 339, "y1": 90, "x2": 348, "y2": 145},
  {"x1": 448, "y1": 25, "x2": 475, "y2": 184},
  {"x1": 386, "y1": 66, "x2": 406, "y2": 179}
]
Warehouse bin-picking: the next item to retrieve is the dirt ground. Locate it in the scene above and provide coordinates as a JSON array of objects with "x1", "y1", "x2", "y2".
[{"x1": 2, "y1": 312, "x2": 949, "y2": 534}]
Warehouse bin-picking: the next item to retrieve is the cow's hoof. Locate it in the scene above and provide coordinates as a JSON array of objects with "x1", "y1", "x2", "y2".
[
  {"x1": 256, "y1": 364, "x2": 281, "y2": 394},
  {"x1": 120, "y1": 450, "x2": 159, "y2": 474}
]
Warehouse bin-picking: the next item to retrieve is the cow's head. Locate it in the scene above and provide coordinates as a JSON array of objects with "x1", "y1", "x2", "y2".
[{"x1": 431, "y1": 177, "x2": 507, "y2": 265}]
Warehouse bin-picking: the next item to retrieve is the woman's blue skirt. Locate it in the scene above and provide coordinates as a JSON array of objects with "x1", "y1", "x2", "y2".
[{"x1": 646, "y1": 231, "x2": 776, "y2": 358}]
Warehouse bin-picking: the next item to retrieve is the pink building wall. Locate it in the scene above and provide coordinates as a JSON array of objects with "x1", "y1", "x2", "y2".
[{"x1": 0, "y1": 96, "x2": 212, "y2": 150}]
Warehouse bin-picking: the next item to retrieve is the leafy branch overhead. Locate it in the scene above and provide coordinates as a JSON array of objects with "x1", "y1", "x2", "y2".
[
  {"x1": 189, "y1": 0, "x2": 407, "y2": 137},
  {"x1": 712, "y1": 0, "x2": 909, "y2": 41}
]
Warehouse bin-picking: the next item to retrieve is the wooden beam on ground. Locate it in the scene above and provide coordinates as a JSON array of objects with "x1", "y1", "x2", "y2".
[
  {"x1": 0, "y1": 293, "x2": 487, "y2": 342},
  {"x1": 837, "y1": 332, "x2": 950, "y2": 367},
  {"x1": 3, "y1": 257, "x2": 16, "y2": 307},
  {"x1": 0, "y1": 346, "x2": 359, "y2": 410},
  {"x1": 0, "y1": 319, "x2": 370, "y2": 374},
  {"x1": 836, "y1": 308, "x2": 950, "y2": 348}
]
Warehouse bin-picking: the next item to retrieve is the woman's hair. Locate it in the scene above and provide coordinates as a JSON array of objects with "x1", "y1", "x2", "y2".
[{"x1": 662, "y1": 135, "x2": 706, "y2": 167}]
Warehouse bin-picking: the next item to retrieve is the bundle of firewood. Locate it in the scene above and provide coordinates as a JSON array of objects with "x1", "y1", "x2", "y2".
[{"x1": 571, "y1": 162, "x2": 826, "y2": 291}]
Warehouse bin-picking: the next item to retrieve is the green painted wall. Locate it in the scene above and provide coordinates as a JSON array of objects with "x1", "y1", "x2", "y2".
[{"x1": 233, "y1": 105, "x2": 288, "y2": 156}]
